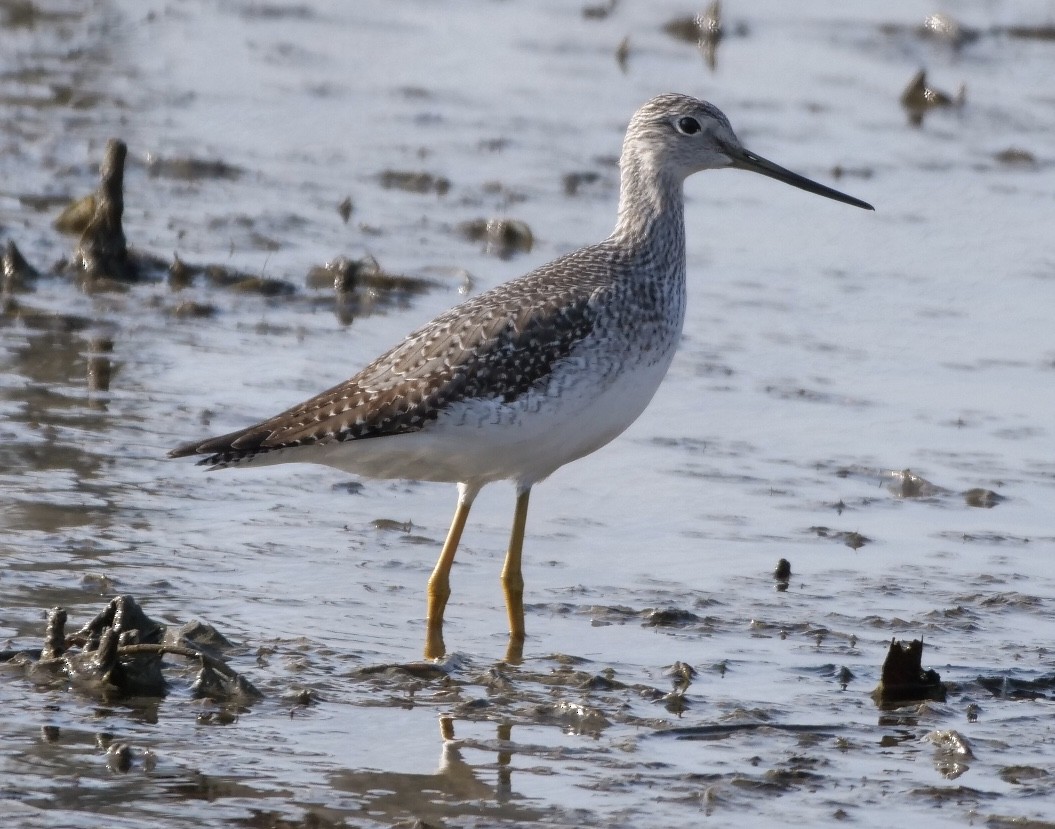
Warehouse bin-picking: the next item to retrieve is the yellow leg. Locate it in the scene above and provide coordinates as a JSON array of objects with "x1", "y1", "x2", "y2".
[
  {"x1": 501, "y1": 487, "x2": 530, "y2": 663},
  {"x1": 425, "y1": 490, "x2": 474, "y2": 660},
  {"x1": 439, "y1": 714, "x2": 455, "y2": 742}
]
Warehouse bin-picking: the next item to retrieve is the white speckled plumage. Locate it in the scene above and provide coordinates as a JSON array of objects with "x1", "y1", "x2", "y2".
[{"x1": 171, "y1": 93, "x2": 872, "y2": 659}]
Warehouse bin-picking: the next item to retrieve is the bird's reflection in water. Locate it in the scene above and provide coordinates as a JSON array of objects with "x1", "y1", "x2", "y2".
[{"x1": 328, "y1": 715, "x2": 539, "y2": 824}]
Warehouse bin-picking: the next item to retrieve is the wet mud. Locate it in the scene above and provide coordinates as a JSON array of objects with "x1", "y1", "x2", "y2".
[{"x1": 1, "y1": 1, "x2": 1054, "y2": 828}]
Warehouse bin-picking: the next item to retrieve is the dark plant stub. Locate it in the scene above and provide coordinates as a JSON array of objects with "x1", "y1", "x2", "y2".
[
  {"x1": 871, "y1": 638, "x2": 946, "y2": 705},
  {"x1": 72, "y1": 139, "x2": 138, "y2": 283}
]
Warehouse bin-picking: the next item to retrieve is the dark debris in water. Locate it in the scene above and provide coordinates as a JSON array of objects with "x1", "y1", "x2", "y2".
[
  {"x1": 661, "y1": 2, "x2": 746, "y2": 71},
  {"x1": 144, "y1": 153, "x2": 244, "y2": 181},
  {"x1": 2, "y1": 240, "x2": 39, "y2": 293},
  {"x1": 645, "y1": 607, "x2": 699, "y2": 627},
  {"x1": 656, "y1": 721, "x2": 844, "y2": 741},
  {"x1": 581, "y1": 0, "x2": 616, "y2": 20},
  {"x1": 661, "y1": 661, "x2": 698, "y2": 716},
  {"x1": 993, "y1": 147, "x2": 1037, "y2": 167},
  {"x1": 998, "y1": 765, "x2": 1051, "y2": 786},
  {"x1": 963, "y1": 488, "x2": 1005, "y2": 508},
  {"x1": 457, "y1": 218, "x2": 533, "y2": 259},
  {"x1": 305, "y1": 255, "x2": 438, "y2": 296},
  {"x1": 337, "y1": 195, "x2": 353, "y2": 223},
  {"x1": 51, "y1": 141, "x2": 266, "y2": 293},
  {"x1": 562, "y1": 170, "x2": 603, "y2": 197},
  {"x1": 936, "y1": 530, "x2": 1038, "y2": 546},
  {"x1": 809, "y1": 526, "x2": 870, "y2": 550},
  {"x1": 878, "y1": 13, "x2": 1055, "y2": 48},
  {"x1": 302, "y1": 255, "x2": 443, "y2": 326},
  {"x1": 836, "y1": 465, "x2": 1005, "y2": 509},
  {"x1": 53, "y1": 193, "x2": 96, "y2": 235},
  {"x1": 614, "y1": 35, "x2": 631, "y2": 72},
  {"x1": 773, "y1": 557, "x2": 791, "y2": 591},
  {"x1": 534, "y1": 700, "x2": 611, "y2": 735},
  {"x1": 5, "y1": 137, "x2": 446, "y2": 327},
  {"x1": 976, "y1": 672, "x2": 1055, "y2": 701},
  {"x1": 871, "y1": 638, "x2": 946, "y2": 706},
  {"x1": 764, "y1": 384, "x2": 870, "y2": 407},
  {"x1": 0, "y1": 595, "x2": 260, "y2": 704},
  {"x1": 663, "y1": 0, "x2": 739, "y2": 45},
  {"x1": 69, "y1": 139, "x2": 139, "y2": 284},
  {"x1": 1004, "y1": 24, "x2": 1055, "y2": 40},
  {"x1": 881, "y1": 468, "x2": 949, "y2": 499},
  {"x1": 379, "y1": 169, "x2": 451, "y2": 196},
  {"x1": 900, "y1": 69, "x2": 965, "y2": 127},
  {"x1": 353, "y1": 661, "x2": 451, "y2": 682},
  {"x1": 203, "y1": 263, "x2": 296, "y2": 297},
  {"x1": 170, "y1": 299, "x2": 219, "y2": 319}
]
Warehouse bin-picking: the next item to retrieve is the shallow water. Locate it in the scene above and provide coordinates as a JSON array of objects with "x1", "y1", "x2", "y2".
[{"x1": 2, "y1": 0, "x2": 1055, "y2": 826}]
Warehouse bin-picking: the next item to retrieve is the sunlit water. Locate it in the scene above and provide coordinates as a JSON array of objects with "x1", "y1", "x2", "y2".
[{"x1": 1, "y1": 1, "x2": 1054, "y2": 827}]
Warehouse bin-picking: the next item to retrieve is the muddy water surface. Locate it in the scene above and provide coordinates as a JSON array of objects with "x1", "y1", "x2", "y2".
[{"x1": 2, "y1": 1, "x2": 1054, "y2": 827}]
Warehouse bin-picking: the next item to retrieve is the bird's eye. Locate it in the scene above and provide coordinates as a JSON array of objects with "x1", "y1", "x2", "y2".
[{"x1": 675, "y1": 116, "x2": 701, "y2": 135}]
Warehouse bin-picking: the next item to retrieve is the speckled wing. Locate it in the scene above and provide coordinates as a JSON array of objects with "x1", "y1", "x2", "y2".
[{"x1": 169, "y1": 249, "x2": 612, "y2": 467}]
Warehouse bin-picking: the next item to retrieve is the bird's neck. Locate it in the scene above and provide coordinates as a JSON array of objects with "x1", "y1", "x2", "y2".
[{"x1": 610, "y1": 154, "x2": 686, "y2": 259}]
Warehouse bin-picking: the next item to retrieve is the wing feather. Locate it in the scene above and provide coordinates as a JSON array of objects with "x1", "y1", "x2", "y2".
[{"x1": 169, "y1": 242, "x2": 621, "y2": 466}]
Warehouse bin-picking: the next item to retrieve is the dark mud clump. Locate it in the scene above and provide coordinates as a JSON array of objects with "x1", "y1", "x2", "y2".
[
  {"x1": 562, "y1": 170, "x2": 602, "y2": 196},
  {"x1": 1003, "y1": 24, "x2": 1055, "y2": 40},
  {"x1": 884, "y1": 468, "x2": 947, "y2": 499},
  {"x1": 963, "y1": 488, "x2": 1005, "y2": 508},
  {"x1": 0, "y1": 595, "x2": 260, "y2": 703},
  {"x1": 900, "y1": 69, "x2": 965, "y2": 126},
  {"x1": 809, "y1": 526, "x2": 870, "y2": 550},
  {"x1": 379, "y1": 169, "x2": 451, "y2": 196},
  {"x1": 166, "y1": 256, "x2": 297, "y2": 298},
  {"x1": 836, "y1": 466, "x2": 1003, "y2": 509},
  {"x1": 871, "y1": 638, "x2": 945, "y2": 705},
  {"x1": 337, "y1": 195, "x2": 353, "y2": 223},
  {"x1": 304, "y1": 255, "x2": 440, "y2": 325},
  {"x1": 70, "y1": 139, "x2": 138, "y2": 284},
  {"x1": 645, "y1": 607, "x2": 699, "y2": 628},
  {"x1": 29, "y1": 138, "x2": 443, "y2": 323},
  {"x1": 662, "y1": 660, "x2": 697, "y2": 715},
  {"x1": 773, "y1": 558, "x2": 791, "y2": 591},
  {"x1": 2, "y1": 240, "x2": 39, "y2": 293},
  {"x1": 50, "y1": 138, "x2": 170, "y2": 288},
  {"x1": 457, "y1": 218, "x2": 533, "y2": 259},
  {"x1": 53, "y1": 193, "x2": 97, "y2": 235},
  {"x1": 581, "y1": 0, "x2": 616, "y2": 21},
  {"x1": 145, "y1": 153, "x2": 244, "y2": 181},
  {"x1": 663, "y1": 1, "x2": 723, "y2": 45},
  {"x1": 204, "y1": 263, "x2": 296, "y2": 297},
  {"x1": 993, "y1": 147, "x2": 1037, "y2": 167},
  {"x1": 615, "y1": 35, "x2": 631, "y2": 72},
  {"x1": 661, "y1": 2, "x2": 745, "y2": 70},
  {"x1": 976, "y1": 672, "x2": 1055, "y2": 701},
  {"x1": 305, "y1": 255, "x2": 437, "y2": 296}
]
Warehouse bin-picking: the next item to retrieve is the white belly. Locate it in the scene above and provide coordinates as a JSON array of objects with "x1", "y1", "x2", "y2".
[{"x1": 296, "y1": 340, "x2": 678, "y2": 489}]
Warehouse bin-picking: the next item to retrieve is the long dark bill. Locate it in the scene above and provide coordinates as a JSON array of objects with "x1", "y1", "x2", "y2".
[{"x1": 729, "y1": 146, "x2": 874, "y2": 211}]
